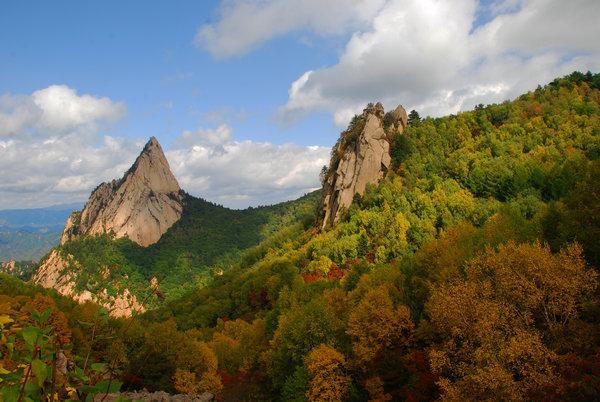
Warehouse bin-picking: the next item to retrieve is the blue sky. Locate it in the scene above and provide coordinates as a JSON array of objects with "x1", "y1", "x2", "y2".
[
  {"x1": 0, "y1": 0, "x2": 344, "y2": 147},
  {"x1": 1, "y1": 0, "x2": 599, "y2": 209}
]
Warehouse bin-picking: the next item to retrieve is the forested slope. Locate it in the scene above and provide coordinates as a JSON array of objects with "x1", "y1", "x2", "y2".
[
  {"x1": 51, "y1": 191, "x2": 320, "y2": 303},
  {"x1": 149, "y1": 72, "x2": 600, "y2": 400}
]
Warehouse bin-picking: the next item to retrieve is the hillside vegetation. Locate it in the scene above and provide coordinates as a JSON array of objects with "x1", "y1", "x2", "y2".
[
  {"x1": 54, "y1": 192, "x2": 320, "y2": 303},
  {"x1": 2, "y1": 72, "x2": 600, "y2": 401}
]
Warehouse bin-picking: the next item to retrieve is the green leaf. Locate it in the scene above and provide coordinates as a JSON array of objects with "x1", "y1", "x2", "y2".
[
  {"x1": 74, "y1": 366, "x2": 89, "y2": 382},
  {"x1": 7, "y1": 335, "x2": 14, "y2": 357},
  {"x1": 95, "y1": 379, "x2": 122, "y2": 394},
  {"x1": 31, "y1": 359, "x2": 47, "y2": 387},
  {"x1": 40, "y1": 308, "x2": 52, "y2": 323},
  {"x1": 31, "y1": 308, "x2": 52, "y2": 324},
  {"x1": 0, "y1": 383, "x2": 20, "y2": 402},
  {"x1": 24, "y1": 380, "x2": 40, "y2": 398},
  {"x1": 91, "y1": 362, "x2": 105, "y2": 373},
  {"x1": 31, "y1": 310, "x2": 41, "y2": 323},
  {"x1": 21, "y1": 326, "x2": 40, "y2": 348}
]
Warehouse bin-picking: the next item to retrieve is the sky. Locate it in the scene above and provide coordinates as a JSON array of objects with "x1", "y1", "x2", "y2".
[{"x1": 1, "y1": 0, "x2": 599, "y2": 209}]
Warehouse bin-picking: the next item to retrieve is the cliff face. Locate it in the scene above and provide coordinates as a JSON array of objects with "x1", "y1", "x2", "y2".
[
  {"x1": 320, "y1": 103, "x2": 407, "y2": 228},
  {"x1": 61, "y1": 137, "x2": 183, "y2": 247}
]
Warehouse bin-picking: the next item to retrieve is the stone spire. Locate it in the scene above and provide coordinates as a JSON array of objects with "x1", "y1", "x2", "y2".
[
  {"x1": 320, "y1": 103, "x2": 407, "y2": 228},
  {"x1": 61, "y1": 137, "x2": 183, "y2": 247}
]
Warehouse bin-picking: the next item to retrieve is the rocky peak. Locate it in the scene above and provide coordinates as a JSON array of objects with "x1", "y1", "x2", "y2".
[
  {"x1": 319, "y1": 103, "x2": 407, "y2": 228},
  {"x1": 388, "y1": 105, "x2": 408, "y2": 132},
  {"x1": 61, "y1": 136, "x2": 183, "y2": 247}
]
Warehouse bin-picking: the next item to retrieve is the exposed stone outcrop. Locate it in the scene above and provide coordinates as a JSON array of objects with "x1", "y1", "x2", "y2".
[
  {"x1": 388, "y1": 105, "x2": 408, "y2": 132},
  {"x1": 32, "y1": 250, "x2": 145, "y2": 318},
  {"x1": 320, "y1": 103, "x2": 407, "y2": 228},
  {"x1": 61, "y1": 137, "x2": 183, "y2": 247},
  {"x1": 0, "y1": 259, "x2": 16, "y2": 274}
]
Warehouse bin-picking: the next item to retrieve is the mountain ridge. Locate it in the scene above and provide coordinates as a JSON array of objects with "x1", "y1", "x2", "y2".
[{"x1": 2, "y1": 72, "x2": 600, "y2": 400}]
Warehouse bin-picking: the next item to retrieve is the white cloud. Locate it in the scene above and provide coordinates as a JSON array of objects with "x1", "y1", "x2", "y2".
[
  {"x1": 195, "y1": 0, "x2": 387, "y2": 58},
  {"x1": 173, "y1": 124, "x2": 233, "y2": 149},
  {"x1": 0, "y1": 134, "x2": 141, "y2": 209},
  {"x1": 167, "y1": 124, "x2": 329, "y2": 208},
  {"x1": 0, "y1": 85, "x2": 125, "y2": 137},
  {"x1": 31, "y1": 85, "x2": 126, "y2": 133},
  {"x1": 0, "y1": 85, "x2": 139, "y2": 209},
  {"x1": 275, "y1": 0, "x2": 600, "y2": 125},
  {"x1": 0, "y1": 85, "x2": 329, "y2": 210}
]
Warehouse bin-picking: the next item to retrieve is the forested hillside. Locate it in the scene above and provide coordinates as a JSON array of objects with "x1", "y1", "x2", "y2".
[
  {"x1": 2, "y1": 72, "x2": 600, "y2": 401},
  {"x1": 51, "y1": 191, "x2": 320, "y2": 304}
]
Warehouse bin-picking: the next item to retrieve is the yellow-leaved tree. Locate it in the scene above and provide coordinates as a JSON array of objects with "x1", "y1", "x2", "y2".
[
  {"x1": 427, "y1": 241, "x2": 598, "y2": 401},
  {"x1": 305, "y1": 344, "x2": 350, "y2": 402},
  {"x1": 347, "y1": 286, "x2": 414, "y2": 367}
]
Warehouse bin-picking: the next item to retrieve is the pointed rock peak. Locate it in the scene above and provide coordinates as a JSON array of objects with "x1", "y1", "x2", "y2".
[
  {"x1": 125, "y1": 137, "x2": 180, "y2": 194},
  {"x1": 389, "y1": 105, "x2": 408, "y2": 131},
  {"x1": 60, "y1": 136, "x2": 183, "y2": 247},
  {"x1": 141, "y1": 136, "x2": 163, "y2": 155}
]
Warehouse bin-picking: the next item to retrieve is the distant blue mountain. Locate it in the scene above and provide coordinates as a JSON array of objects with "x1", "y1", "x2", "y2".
[
  {"x1": 0, "y1": 203, "x2": 82, "y2": 233},
  {"x1": 0, "y1": 202, "x2": 82, "y2": 261}
]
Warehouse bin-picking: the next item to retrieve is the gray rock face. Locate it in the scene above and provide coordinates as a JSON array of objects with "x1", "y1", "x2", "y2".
[
  {"x1": 320, "y1": 103, "x2": 407, "y2": 228},
  {"x1": 61, "y1": 137, "x2": 183, "y2": 247}
]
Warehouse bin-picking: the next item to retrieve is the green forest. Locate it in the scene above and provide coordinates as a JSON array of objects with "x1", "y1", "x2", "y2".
[
  {"x1": 50, "y1": 191, "x2": 320, "y2": 304},
  {"x1": 1, "y1": 72, "x2": 600, "y2": 401}
]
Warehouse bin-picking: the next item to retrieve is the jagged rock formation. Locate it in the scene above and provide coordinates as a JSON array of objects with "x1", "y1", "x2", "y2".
[
  {"x1": 32, "y1": 250, "x2": 145, "y2": 317},
  {"x1": 61, "y1": 137, "x2": 183, "y2": 247},
  {"x1": 320, "y1": 102, "x2": 407, "y2": 228}
]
